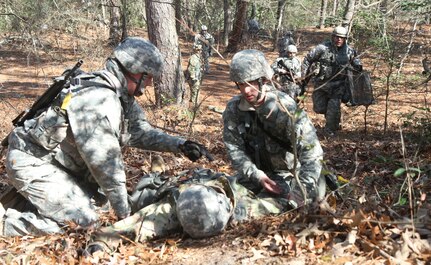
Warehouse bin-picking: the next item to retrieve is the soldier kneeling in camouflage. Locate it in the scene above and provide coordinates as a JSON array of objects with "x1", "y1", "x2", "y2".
[{"x1": 223, "y1": 49, "x2": 325, "y2": 209}]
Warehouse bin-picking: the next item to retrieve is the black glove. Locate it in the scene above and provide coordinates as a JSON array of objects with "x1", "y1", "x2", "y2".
[
  {"x1": 353, "y1": 64, "x2": 363, "y2": 72},
  {"x1": 179, "y1": 140, "x2": 214, "y2": 162}
]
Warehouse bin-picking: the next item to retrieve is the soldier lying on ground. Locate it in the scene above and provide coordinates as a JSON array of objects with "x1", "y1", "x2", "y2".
[
  {"x1": 85, "y1": 167, "x2": 315, "y2": 254},
  {"x1": 0, "y1": 37, "x2": 211, "y2": 236}
]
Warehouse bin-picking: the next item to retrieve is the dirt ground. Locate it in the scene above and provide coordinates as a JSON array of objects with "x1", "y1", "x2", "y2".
[{"x1": 0, "y1": 26, "x2": 431, "y2": 264}]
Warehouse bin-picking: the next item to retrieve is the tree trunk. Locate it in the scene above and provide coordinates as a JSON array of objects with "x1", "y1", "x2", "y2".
[
  {"x1": 146, "y1": 0, "x2": 185, "y2": 106},
  {"x1": 108, "y1": 0, "x2": 122, "y2": 46},
  {"x1": 272, "y1": 0, "x2": 287, "y2": 52},
  {"x1": 342, "y1": 0, "x2": 356, "y2": 29},
  {"x1": 319, "y1": 0, "x2": 328, "y2": 29},
  {"x1": 120, "y1": 0, "x2": 128, "y2": 40},
  {"x1": 223, "y1": 0, "x2": 232, "y2": 46},
  {"x1": 225, "y1": 0, "x2": 248, "y2": 53},
  {"x1": 175, "y1": 0, "x2": 181, "y2": 34},
  {"x1": 332, "y1": 0, "x2": 338, "y2": 16}
]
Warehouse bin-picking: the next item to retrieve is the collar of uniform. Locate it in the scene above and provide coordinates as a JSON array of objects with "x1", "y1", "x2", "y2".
[{"x1": 238, "y1": 97, "x2": 256, "y2": 111}]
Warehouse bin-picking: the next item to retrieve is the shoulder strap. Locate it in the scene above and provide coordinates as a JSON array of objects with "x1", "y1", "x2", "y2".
[{"x1": 252, "y1": 112, "x2": 293, "y2": 153}]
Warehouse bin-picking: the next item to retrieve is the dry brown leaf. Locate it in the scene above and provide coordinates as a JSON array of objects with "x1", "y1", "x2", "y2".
[{"x1": 249, "y1": 247, "x2": 266, "y2": 261}]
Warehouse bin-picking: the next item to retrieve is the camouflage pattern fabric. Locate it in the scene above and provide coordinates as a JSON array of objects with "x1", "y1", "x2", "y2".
[
  {"x1": 223, "y1": 86, "x2": 324, "y2": 200},
  {"x1": 3, "y1": 59, "x2": 185, "y2": 236},
  {"x1": 186, "y1": 52, "x2": 203, "y2": 106},
  {"x1": 302, "y1": 39, "x2": 361, "y2": 132},
  {"x1": 194, "y1": 32, "x2": 214, "y2": 73},
  {"x1": 90, "y1": 169, "x2": 289, "y2": 252},
  {"x1": 271, "y1": 57, "x2": 302, "y2": 99}
]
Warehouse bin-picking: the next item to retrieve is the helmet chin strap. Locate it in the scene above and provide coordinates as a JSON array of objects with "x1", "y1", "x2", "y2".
[{"x1": 256, "y1": 78, "x2": 264, "y2": 102}]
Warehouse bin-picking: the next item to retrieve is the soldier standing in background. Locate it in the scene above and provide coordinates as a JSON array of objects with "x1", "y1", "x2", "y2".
[
  {"x1": 271, "y1": 44, "x2": 303, "y2": 100},
  {"x1": 194, "y1": 25, "x2": 215, "y2": 74},
  {"x1": 302, "y1": 26, "x2": 362, "y2": 136},
  {"x1": 185, "y1": 44, "x2": 204, "y2": 108}
]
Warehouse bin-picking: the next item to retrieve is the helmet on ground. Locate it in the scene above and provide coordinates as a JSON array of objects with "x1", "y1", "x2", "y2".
[
  {"x1": 229, "y1": 49, "x2": 273, "y2": 83},
  {"x1": 113, "y1": 37, "x2": 163, "y2": 76},
  {"x1": 286, "y1": 45, "x2": 298, "y2": 53},
  {"x1": 201, "y1": 25, "x2": 208, "y2": 31},
  {"x1": 193, "y1": 44, "x2": 202, "y2": 51},
  {"x1": 176, "y1": 184, "x2": 232, "y2": 238},
  {"x1": 332, "y1": 26, "x2": 348, "y2": 38}
]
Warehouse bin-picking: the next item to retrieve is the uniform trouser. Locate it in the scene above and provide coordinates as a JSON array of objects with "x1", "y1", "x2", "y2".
[
  {"x1": 202, "y1": 51, "x2": 210, "y2": 73},
  {"x1": 188, "y1": 79, "x2": 201, "y2": 107},
  {"x1": 312, "y1": 81, "x2": 345, "y2": 132},
  {"x1": 4, "y1": 148, "x2": 98, "y2": 236}
]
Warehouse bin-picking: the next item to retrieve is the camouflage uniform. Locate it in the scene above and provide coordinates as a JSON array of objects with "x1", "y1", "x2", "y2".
[
  {"x1": 2, "y1": 38, "x2": 188, "y2": 236},
  {"x1": 186, "y1": 47, "x2": 204, "y2": 107},
  {"x1": 302, "y1": 37, "x2": 361, "y2": 133},
  {"x1": 223, "y1": 87, "x2": 324, "y2": 201},
  {"x1": 271, "y1": 56, "x2": 302, "y2": 99},
  {"x1": 89, "y1": 168, "x2": 289, "y2": 251},
  {"x1": 194, "y1": 28, "x2": 214, "y2": 73}
]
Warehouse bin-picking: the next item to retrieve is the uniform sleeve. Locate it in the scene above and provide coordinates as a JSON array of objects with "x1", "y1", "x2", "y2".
[
  {"x1": 187, "y1": 55, "x2": 199, "y2": 80},
  {"x1": 271, "y1": 58, "x2": 283, "y2": 75},
  {"x1": 301, "y1": 44, "x2": 325, "y2": 77},
  {"x1": 222, "y1": 99, "x2": 266, "y2": 186},
  {"x1": 127, "y1": 101, "x2": 185, "y2": 153},
  {"x1": 67, "y1": 89, "x2": 130, "y2": 219},
  {"x1": 255, "y1": 92, "x2": 323, "y2": 194}
]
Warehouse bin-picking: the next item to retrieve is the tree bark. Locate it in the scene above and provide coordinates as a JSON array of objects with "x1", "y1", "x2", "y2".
[
  {"x1": 175, "y1": 0, "x2": 181, "y2": 34},
  {"x1": 342, "y1": 0, "x2": 356, "y2": 29},
  {"x1": 108, "y1": 0, "x2": 122, "y2": 46},
  {"x1": 272, "y1": 0, "x2": 287, "y2": 51},
  {"x1": 223, "y1": 0, "x2": 233, "y2": 46},
  {"x1": 332, "y1": 0, "x2": 338, "y2": 16},
  {"x1": 319, "y1": 0, "x2": 328, "y2": 29},
  {"x1": 225, "y1": 0, "x2": 248, "y2": 53},
  {"x1": 146, "y1": 0, "x2": 185, "y2": 106}
]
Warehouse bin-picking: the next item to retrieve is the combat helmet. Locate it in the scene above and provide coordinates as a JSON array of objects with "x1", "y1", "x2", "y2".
[
  {"x1": 332, "y1": 26, "x2": 348, "y2": 38},
  {"x1": 113, "y1": 37, "x2": 163, "y2": 76},
  {"x1": 201, "y1": 25, "x2": 208, "y2": 31},
  {"x1": 193, "y1": 44, "x2": 202, "y2": 51},
  {"x1": 229, "y1": 49, "x2": 273, "y2": 83},
  {"x1": 286, "y1": 44, "x2": 298, "y2": 53},
  {"x1": 176, "y1": 184, "x2": 232, "y2": 238}
]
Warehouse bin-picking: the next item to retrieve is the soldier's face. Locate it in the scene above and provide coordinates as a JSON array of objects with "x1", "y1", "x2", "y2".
[
  {"x1": 238, "y1": 80, "x2": 263, "y2": 104},
  {"x1": 332, "y1": 36, "x2": 346, "y2": 47},
  {"x1": 127, "y1": 72, "x2": 153, "y2": 97}
]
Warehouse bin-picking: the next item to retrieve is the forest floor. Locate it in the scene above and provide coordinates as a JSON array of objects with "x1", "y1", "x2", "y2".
[{"x1": 0, "y1": 25, "x2": 431, "y2": 264}]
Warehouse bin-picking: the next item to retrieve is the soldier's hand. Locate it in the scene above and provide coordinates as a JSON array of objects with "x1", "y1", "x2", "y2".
[
  {"x1": 179, "y1": 140, "x2": 214, "y2": 162},
  {"x1": 260, "y1": 175, "x2": 282, "y2": 194}
]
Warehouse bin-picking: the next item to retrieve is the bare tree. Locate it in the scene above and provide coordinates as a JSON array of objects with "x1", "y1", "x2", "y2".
[
  {"x1": 332, "y1": 0, "x2": 338, "y2": 16},
  {"x1": 223, "y1": 0, "x2": 233, "y2": 46},
  {"x1": 319, "y1": 0, "x2": 328, "y2": 29},
  {"x1": 175, "y1": 0, "x2": 181, "y2": 33},
  {"x1": 108, "y1": 0, "x2": 122, "y2": 45},
  {"x1": 146, "y1": 0, "x2": 185, "y2": 106},
  {"x1": 342, "y1": 0, "x2": 356, "y2": 29},
  {"x1": 225, "y1": 0, "x2": 248, "y2": 53},
  {"x1": 272, "y1": 0, "x2": 287, "y2": 51}
]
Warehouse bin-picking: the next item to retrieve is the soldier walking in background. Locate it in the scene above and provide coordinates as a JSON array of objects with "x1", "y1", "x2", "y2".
[
  {"x1": 185, "y1": 44, "x2": 204, "y2": 108},
  {"x1": 302, "y1": 26, "x2": 362, "y2": 136},
  {"x1": 194, "y1": 25, "x2": 215, "y2": 74},
  {"x1": 271, "y1": 44, "x2": 302, "y2": 100}
]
